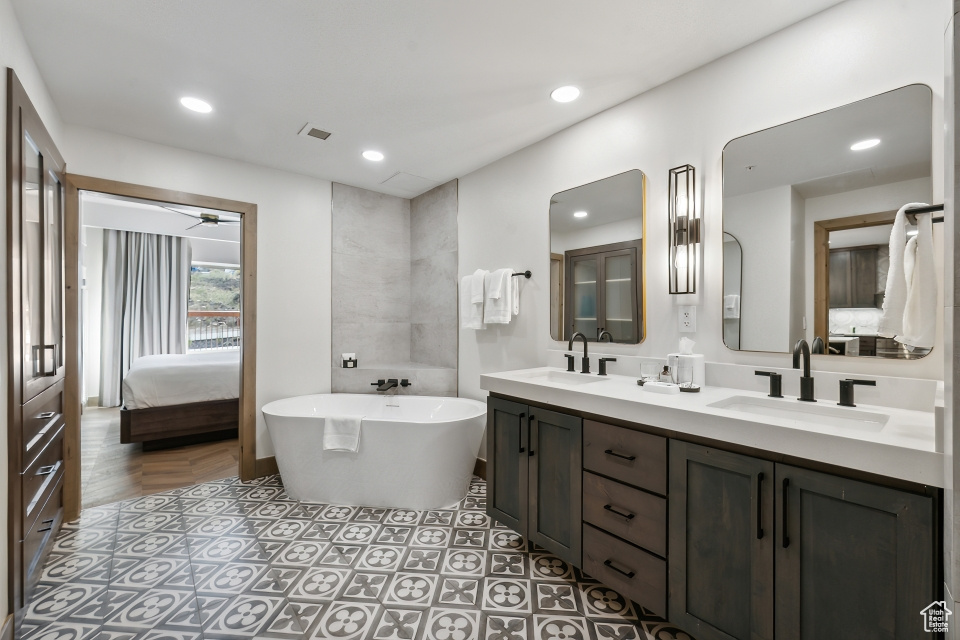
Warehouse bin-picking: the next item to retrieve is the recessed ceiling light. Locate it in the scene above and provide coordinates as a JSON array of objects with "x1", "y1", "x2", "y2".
[
  {"x1": 362, "y1": 150, "x2": 385, "y2": 162},
  {"x1": 850, "y1": 138, "x2": 880, "y2": 151},
  {"x1": 573, "y1": 211, "x2": 588, "y2": 218},
  {"x1": 180, "y1": 97, "x2": 212, "y2": 113},
  {"x1": 551, "y1": 86, "x2": 581, "y2": 103}
]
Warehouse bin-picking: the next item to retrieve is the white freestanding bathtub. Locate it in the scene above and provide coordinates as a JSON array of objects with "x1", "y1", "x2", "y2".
[{"x1": 261, "y1": 393, "x2": 486, "y2": 510}]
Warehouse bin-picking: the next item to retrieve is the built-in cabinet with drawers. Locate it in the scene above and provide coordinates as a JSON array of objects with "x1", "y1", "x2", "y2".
[{"x1": 486, "y1": 394, "x2": 939, "y2": 640}]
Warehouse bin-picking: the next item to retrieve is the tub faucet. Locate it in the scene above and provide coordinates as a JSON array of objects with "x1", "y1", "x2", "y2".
[
  {"x1": 568, "y1": 331, "x2": 590, "y2": 374},
  {"x1": 792, "y1": 339, "x2": 816, "y2": 402},
  {"x1": 372, "y1": 379, "x2": 399, "y2": 393}
]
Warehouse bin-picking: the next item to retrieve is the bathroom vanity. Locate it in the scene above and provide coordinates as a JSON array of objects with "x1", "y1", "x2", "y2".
[{"x1": 482, "y1": 367, "x2": 940, "y2": 640}]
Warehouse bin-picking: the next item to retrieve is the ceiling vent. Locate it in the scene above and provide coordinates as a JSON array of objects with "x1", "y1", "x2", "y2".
[{"x1": 298, "y1": 123, "x2": 332, "y2": 140}]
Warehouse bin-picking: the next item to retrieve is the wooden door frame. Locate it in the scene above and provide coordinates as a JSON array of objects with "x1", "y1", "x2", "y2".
[
  {"x1": 62, "y1": 175, "x2": 263, "y2": 522},
  {"x1": 813, "y1": 210, "x2": 896, "y2": 344}
]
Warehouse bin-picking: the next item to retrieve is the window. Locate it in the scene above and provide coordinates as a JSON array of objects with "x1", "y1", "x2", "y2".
[{"x1": 188, "y1": 264, "x2": 240, "y2": 351}]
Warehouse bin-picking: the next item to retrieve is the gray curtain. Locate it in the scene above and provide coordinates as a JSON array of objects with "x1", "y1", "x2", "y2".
[{"x1": 99, "y1": 230, "x2": 191, "y2": 407}]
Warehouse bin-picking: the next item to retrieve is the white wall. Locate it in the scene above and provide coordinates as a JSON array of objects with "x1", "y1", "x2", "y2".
[
  {"x1": 62, "y1": 124, "x2": 332, "y2": 460},
  {"x1": 0, "y1": 0, "x2": 65, "y2": 617},
  {"x1": 458, "y1": 0, "x2": 949, "y2": 411},
  {"x1": 789, "y1": 187, "x2": 806, "y2": 347},
  {"x1": 550, "y1": 217, "x2": 643, "y2": 254}
]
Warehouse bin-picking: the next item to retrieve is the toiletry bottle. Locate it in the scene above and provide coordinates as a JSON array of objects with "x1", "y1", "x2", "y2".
[{"x1": 659, "y1": 365, "x2": 673, "y2": 383}]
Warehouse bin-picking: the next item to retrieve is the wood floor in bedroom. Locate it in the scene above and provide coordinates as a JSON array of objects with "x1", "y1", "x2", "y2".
[{"x1": 80, "y1": 405, "x2": 240, "y2": 509}]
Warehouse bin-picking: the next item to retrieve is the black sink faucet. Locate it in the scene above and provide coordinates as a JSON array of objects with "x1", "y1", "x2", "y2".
[
  {"x1": 568, "y1": 331, "x2": 590, "y2": 374},
  {"x1": 838, "y1": 379, "x2": 875, "y2": 407},
  {"x1": 598, "y1": 328, "x2": 613, "y2": 342},
  {"x1": 792, "y1": 339, "x2": 815, "y2": 402}
]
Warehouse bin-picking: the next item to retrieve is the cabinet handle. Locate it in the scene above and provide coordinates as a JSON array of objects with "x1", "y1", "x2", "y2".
[
  {"x1": 36, "y1": 465, "x2": 57, "y2": 476},
  {"x1": 36, "y1": 412, "x2": 56, "y2": 420},
  {"x1": 603, "y1": 559, "x2": 635, "y2": 579},
  {"x1": 604, "y1": 449, "x2": 636, "y2": 461},
  {"x1": 756, "y1": 472, "x2": 764, "y2": 540},
  {"x1": 37, "y1": 527, "x2": 52, "y2": 533},
  {"x1": 528, "y1": 415, "x2": 535, "y2": 456},
  {"x1": 782, "y1": 478, "x2": 790, "y2": 548},
  {"x1": 41, "y1": 518, "x2": 54, "y2": 524},
  {"x1": 518, "y1": 413, "x2": 525, "y2": 453},
  {"x1": 603, "y1": 504, "x2": 635, "y2": 520}
]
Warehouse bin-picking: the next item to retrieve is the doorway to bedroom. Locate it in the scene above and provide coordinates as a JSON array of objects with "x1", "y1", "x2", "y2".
[{"x1": 64, "y1": 179, "x2": 258, "y2": 513}]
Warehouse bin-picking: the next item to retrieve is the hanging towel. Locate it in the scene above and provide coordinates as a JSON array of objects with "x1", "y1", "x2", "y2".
[
  {"x1": 723, "y1": 294, "x2": 740, "y2": 319},
  {"x1": 323, "y1": 415, "x2": 364, "y2": 452},
  {"x1": 483, "y1": 269, "x2": 514, "y2": 324},
  {"x1": 898, "y1": 210, "x2": 937, "y2": 349},
  {"x1": 460, "y1": 275, "x2": 486, "y2": 329},
  {"x1": 469, "y1": 268, "x2": 487, "y2": 304},
  {"x1": 879, "y1": 203, "x2": 936, "y2": 347}
]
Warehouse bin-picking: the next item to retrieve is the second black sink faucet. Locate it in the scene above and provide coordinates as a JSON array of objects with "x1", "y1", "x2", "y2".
[
  {"x1": 792, "y1": 339, "x2": 816, "y2": 402},
  {"x1": 568, "y1": 331, "x2": 590, "y2": 374}
]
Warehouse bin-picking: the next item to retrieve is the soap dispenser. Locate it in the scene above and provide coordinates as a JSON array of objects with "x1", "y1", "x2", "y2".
[{"x1": 659, "y1": 365, "x2": 674, "y2": 383}]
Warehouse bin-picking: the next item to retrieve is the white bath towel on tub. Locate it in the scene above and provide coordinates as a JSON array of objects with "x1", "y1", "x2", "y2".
[{"x1": 323, "y1": 415, "x2": 364, "y2": 452}]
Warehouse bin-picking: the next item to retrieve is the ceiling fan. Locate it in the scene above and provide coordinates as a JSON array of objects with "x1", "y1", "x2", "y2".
[{"x1": 162, "y1": 206, "x2": 241, "y2": 230}]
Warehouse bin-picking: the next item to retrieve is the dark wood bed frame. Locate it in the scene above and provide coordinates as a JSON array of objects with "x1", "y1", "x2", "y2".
[{"x1": 120, "y1": 399, "x2": 239, "y2": 451}]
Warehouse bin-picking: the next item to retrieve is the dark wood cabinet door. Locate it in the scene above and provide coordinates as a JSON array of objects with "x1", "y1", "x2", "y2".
[
  {"x1": 828, "y1": 250, "x2": 851, "y2": 308},
  {"x1": 486, "y1": 397, "x2": 529, "y2": 535},
  {"x1": 668, "y1": 441, "x2": 774, "y2": 640},
  {"x1": 850, "y1": 248, "x2": 878, "y2": 308},
  {"x1": 775, "y1": 465, "x2": 934, "y2": 640},
  {"x1": 528, "y1": 408, "x2": 582, "y2": 564}
]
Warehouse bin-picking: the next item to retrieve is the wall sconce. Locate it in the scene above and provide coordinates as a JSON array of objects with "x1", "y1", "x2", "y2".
[{"x1": 668, "y1": 164, "x2": 700, "y2": 294}]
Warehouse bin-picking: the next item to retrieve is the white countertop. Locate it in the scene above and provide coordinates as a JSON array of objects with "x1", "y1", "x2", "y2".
[{"x1": 480, "y1": 367, "x2": 942, "y2": 487}]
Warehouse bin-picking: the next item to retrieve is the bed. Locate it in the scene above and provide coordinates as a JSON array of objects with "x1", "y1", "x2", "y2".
[{"x1": 120, "y1": 351, "x2": 240, "y2": 449}]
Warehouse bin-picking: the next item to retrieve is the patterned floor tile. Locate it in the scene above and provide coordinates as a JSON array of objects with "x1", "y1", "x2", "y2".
[{"x1": 23, "y1": 474, "x2": 695, "y2": 640}]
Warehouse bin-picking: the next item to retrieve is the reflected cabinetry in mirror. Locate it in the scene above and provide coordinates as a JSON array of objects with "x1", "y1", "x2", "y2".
[{"x1": 550, "y1": 170, "x2": 645, "y2": 344}]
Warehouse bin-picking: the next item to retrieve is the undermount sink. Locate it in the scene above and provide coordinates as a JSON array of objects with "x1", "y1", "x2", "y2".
[
  {"x1": 517, "y1": 369, "x2": 609, "y2": 386},
  {"x1": 708, "y1": 395, "x2": 890, "y2": 432}
]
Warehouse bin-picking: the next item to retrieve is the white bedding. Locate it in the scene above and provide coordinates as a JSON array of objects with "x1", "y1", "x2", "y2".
[{"x1": 122, "y1": 351, "x2": 240, "y2": 410}]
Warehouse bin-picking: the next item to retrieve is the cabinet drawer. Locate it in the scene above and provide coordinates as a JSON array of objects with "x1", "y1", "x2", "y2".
[
  {"x1": 582, "y1": 523, "x2": 666, "y2": 617},
  {"x1": 23, "y1": 427, "x2": 64, "y2": 531},
  {"x1": 23, "y1": 382, "x2": 63, "y2": 461},
  {"x1": 24, "y1": 474, "x2": 63, "y2": 586},
  {"x1": 583, "y1": 471, "x2": 666, "y2": 557},
  {"x1": 583, "y1": 420, "x2": 666, "y2": 494}
]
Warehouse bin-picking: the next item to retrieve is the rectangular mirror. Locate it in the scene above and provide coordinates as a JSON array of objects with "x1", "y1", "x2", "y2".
[
  {"x1": 722, "y1": 84, "x2": 934, "y2": 359},
  {"x1": 550, "y1": 170, "x2": 645, "y2": 344}
]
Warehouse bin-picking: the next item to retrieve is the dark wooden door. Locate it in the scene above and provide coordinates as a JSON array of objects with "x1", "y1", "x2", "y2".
[
  {"x1": 486, "y1": 397, "x2": 529, "y2": 535},
  {"x1": 7, "y1": 69, "x2": 68, "y2": 612},
  {"x1": 527, "y1": 408, "x2": 581, "y2": 564},
  {"x1": 669, "y1": 441, "x2": 774, "y2": 640},
  {"x1": 775, "y1": 465, "x2": 934, "y2": 640}
]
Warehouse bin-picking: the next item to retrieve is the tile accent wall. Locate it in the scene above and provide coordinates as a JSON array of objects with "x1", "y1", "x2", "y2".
[{"x1": 331, "y1": 181, "x2": 458, "y2": 396}]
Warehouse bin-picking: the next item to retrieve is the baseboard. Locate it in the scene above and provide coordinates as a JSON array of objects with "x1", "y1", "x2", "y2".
[
  {"x1": 2, "y1": 614, "x2": 13, "y2": 640},
  {"x1": 473, "y1": 458, "x2": 486, "y2": 480},
  {"x1": 255, "y1": 456, "x2": 279, "y2": 478}
]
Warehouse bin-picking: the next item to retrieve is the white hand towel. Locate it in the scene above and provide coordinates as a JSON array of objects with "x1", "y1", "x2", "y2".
[
  {"x1": 460, "y1": 275, "x2": 486, "y2": 329},
  {"x1": 512, "y1": 273, "x2": 520, "y2": 316},
  {"x1": 898, "y1": 210, "x2": 937, "y2": 349},
  {"x1": 878, "y1": 202, "x2": 928, "y2": 338},
  {"x1": 483, "y1": 269, "x2": 514, "y2": 324},
  {"x1": 470, "y1": 269, "x2": 487, "y2": 304},
  {"x1": 323, "y1": 415, "x2": 363, "y2": 452}
]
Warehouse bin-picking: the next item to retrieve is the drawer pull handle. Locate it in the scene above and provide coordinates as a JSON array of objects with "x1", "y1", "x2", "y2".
[
  {"x1": 36, "y1": 465, "x2": 57, "y2": 476},
  {"x1": 37, "y1": 527, "x2": 52, "y2": 533},
  {"x1": 604, "y1": 449, "x2": 636, "y2": 461},
  {"x1": 603, "y1": 559, "x2": 635, "y2": 579},
  {"x1": 518, "y1": 413, "x2": 526, "y2": 453},
  {"x1": 41, "y1": 518, "x2": 54, "y2": 524},
  {"x1": 603, "y1": 504, "x2": 635, "y2": 520},
  {"x1": 36, "y1": 412, "x2": 56, "y2": 420},
  {"x1": 528, "y1": 415, "x2": 535, "y2": 457}
]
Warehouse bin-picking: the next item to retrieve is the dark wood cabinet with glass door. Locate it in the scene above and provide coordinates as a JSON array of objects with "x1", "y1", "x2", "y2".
[
  {"x1": 564, "y1": 239, "x2": 641, "y2": 343},
  {"x1": 7, "y1": 68, "x2": 67, "y2": 612}
]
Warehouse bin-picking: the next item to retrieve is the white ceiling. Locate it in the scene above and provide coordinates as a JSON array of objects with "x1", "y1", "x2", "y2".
[
  {"x1": 723, "y1": 84, "x2": 932, "y2": 199},
  {"x1": 13, "y1": 0, "x2": 844, "y2": 198}
]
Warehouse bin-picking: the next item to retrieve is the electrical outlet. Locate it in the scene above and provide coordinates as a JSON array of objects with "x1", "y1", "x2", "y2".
[{"x1": 679, "y1": 305, "x2": 697, "y2": 333}]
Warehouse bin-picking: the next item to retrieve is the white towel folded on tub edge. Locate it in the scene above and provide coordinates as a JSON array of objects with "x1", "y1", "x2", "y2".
[{"x1": 323, "y1": 415, "x2": 364, "y2": 452}]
